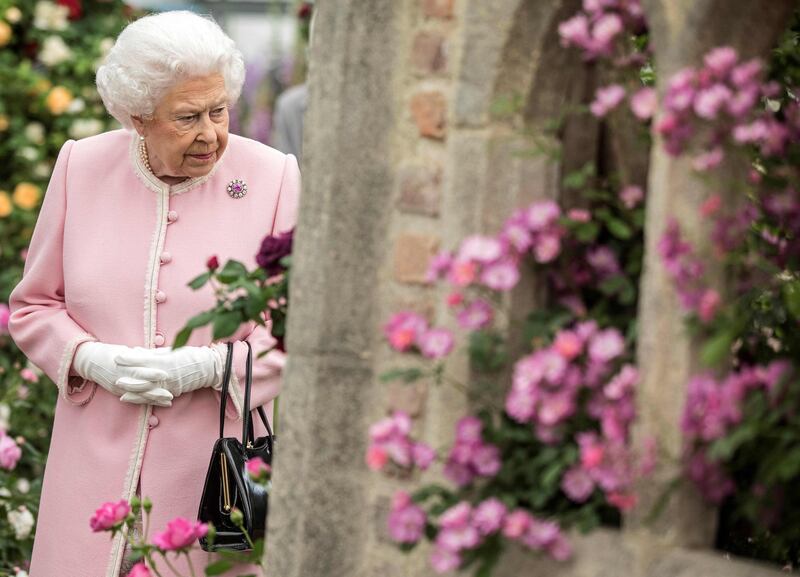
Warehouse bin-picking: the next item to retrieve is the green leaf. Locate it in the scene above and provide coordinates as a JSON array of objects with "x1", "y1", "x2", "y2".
[
  {"x1": 782, "y1": 280, "x2": 800, "y2": 320},
  {"x1": 186, "y1": 310, "x2": 217, "y2": 330},
  {"x1": 217, "y1": 259, "x2": 250, "y2": 284},
  {"x1": 575, "y1": 221, "x2": 600, "y2": 243},
  {"x1": 605, "y1": 217, "x2": 633, "y2": 239},
  {"x1": 205, "y1": 560, "x2": 233, "y2": 576},
  {"x1": 700, "y1": 329, "x2": 736, "y2": 367},
  {"x1": 172, "y1": 326, "x2": 193, "y2": 348},
  {"x1": 213, "y1": 311, "x2": 243, "y2": 340},
  {"x1": 188, "y1": 271, "x2": 212, "y2": 290},
  {"x1": 379, "y1": 368, "x2": 424, "y2": 383}
]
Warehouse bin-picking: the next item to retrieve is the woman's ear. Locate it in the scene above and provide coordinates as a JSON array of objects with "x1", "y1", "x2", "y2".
[{"x1": 131, "y1": 115, "x2": 146, "y2": 136}]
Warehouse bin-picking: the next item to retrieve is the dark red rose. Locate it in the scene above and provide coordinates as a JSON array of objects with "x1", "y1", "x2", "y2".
[
  {"x1": 297, "y1": 3, "x2": 313, "y2": 19},
  {"x1": 57, "y1": 0, "x2": 82, "y2": 20},
  {"x1": 206, "y1": 255, "x2": 219, "y2": 271},
  {"x1": 256, "y1": 228, "x2": 294, "y2": 276}
]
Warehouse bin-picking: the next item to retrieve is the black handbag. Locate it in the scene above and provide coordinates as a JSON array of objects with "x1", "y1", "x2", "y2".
[{"x1": 197, "y1": 341, "x2": 275, "y2": 551}]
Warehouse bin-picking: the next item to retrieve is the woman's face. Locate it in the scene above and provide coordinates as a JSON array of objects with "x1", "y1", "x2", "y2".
[{"x1": 134, "y1": 73, "x2": 229, "y2": 181}]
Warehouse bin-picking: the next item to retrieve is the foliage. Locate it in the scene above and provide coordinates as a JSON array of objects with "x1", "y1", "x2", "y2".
[{"x1": 0, "y1": 1, "x2": 135, "y2": 574}]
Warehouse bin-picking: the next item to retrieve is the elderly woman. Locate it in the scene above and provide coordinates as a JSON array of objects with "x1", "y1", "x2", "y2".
[{"x1": 8, "y1": 11, "x2": 298, "y2": 577}]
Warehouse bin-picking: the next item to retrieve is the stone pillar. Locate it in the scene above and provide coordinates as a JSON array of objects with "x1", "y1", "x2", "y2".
[
  {"x1": 630, "y1": 0, "x2": 795, "y2": 557},
  {"x1": 264, "y1": 2, "x2": 402, "y2": 576}
]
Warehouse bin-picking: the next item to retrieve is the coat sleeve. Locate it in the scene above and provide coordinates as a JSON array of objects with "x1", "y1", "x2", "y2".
[
  {"x1": 8, "y1": 139, "x2": 98, "y2": 405},
  {"x1": 211, "y1": 152, "x2": 300, "y2": 421}
]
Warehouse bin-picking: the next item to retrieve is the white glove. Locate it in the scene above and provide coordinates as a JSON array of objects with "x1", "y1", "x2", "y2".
[
  {"x1": 72, "y1": 342, "x2": 174, "y2": 407},
  {"x1": 114, "y1": 345, "x2": 223, "y2": 401}
]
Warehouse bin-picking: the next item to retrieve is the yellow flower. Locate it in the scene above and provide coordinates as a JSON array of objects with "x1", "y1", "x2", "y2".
[
  {"x1": 0, "y1": 192, "x2": 12, "y2": 217},
  {"x1": 46, "y1": 86, "x2": 73, "y2": 115},
  {"x1": 13, "y1": 183, "x2": 41, "y2": 210},
  {"x1": 0, "y1": 21, "x2": 11, "y2": 47},
  {"x1": 0, "y1": 115, "x2": 8, "y2": 132}
]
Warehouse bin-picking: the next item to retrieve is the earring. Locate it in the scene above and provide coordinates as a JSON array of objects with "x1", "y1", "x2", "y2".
[{"x1": 139, "y1": 135, "x2": 144, "y2": 141}]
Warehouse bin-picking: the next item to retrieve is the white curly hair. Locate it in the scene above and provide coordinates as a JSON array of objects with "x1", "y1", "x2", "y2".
[{"x1": 96, "y1": 11, "x2": 245, "y2": 130}]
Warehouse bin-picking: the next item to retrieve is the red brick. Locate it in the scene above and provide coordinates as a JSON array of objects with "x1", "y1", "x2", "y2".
[
  {"x1": 410, "y1": 91, "x2": 447, "y2": 140},
  {"x1": 396, "y1": 164, "x2": 442, "y2": 216},
  {"x1": 411, "y1": 30, "x2": 447, "y2": 75},
  {"x1": 393, "y1": 233, "x2": 440, "y2": 284},
  {"x1": 386, "y1": 381, "x2": 428, "y2": 417},
  {"x1": 422, "y1": 0, "x2": 454, "y2": 19}
]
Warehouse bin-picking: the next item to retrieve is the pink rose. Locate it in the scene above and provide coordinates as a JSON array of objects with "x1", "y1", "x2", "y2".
[
  {"x1": 630, "y1": 87, "x2": 658, "y2": 120},
  {"x1": 412, "y1": 443, "x2": 436, "y2": 470},
  {"x1": 383, "y1": 311, "x2": 428, "y2": 352},
  {"x1": 246, "y1": 456, "x2": 271, "y2": 479},
  {"x1": 0, "y1": 433, "x2": 21, "y2": 470},
  {"x1": 19, "y1": 369, "x2": 39, "y2": 383},
  {"x1": 126, "y1": 562, "x2": 152, "y2": 577},
  {"x1": 89, "y1": 499, "x2": 131, "y2": 532},
  {"x1": 388, "y1": 491, "x2": 426, "y2": 544},
  {"x1": 480, "y1": 259, "x2": 520, "y2": 291},
  {"x1": 590, "y1": 84, "x2": 626, "y2": 117},
  {"x1": 418, "y1": 328, "x2": 455, "y2": 359},
  {"x1": 152, "y1": 518, "x2": 208, "y2": 551},
  {"x1": 0, "y1": 304, "x2": 9, "y2": 334},
  {"x1": 365, "y1": 445, "x2": 389, "y2": 471}
]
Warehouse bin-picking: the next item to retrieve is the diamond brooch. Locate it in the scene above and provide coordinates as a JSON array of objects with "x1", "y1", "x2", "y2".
[{"x1": 227, "y1": 179, "x2": 247, "y2": 199}]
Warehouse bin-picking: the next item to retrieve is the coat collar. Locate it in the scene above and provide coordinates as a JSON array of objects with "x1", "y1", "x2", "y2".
[{"x1": 129, "y1": 132, "x2": 226, "y2": 195}]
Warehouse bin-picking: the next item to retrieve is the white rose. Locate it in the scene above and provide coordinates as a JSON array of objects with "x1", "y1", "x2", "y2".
[
  {"x1": 15, "y1": 571, "x2": 29, "y2": 577},
  {"x1": 24, "y1": 122, "x2": 45, "y2": 145},
  {"x1": 18, "y1": 147, "x2": 38, "y2": 162},
  {"x1": 66, "y1": 98, "x2": 85, "y2": 114},
  {"x1": 7, "y1": 506, "x2": 34, "y2": 539},
  {"x1": 68, "y1": 118, "x2": 104, "y2": 140},
  {"x1": 33, "y1": 1, "x2": 68, "y2": 31},
  {"x1": 99, "y1": 37, "x2": 114, "y2": 55},
  {"x1": 0, "y1": 403, "x2": 9, "y2": 431},
  {"x1": 0, "y1": 487, "x2": 11, "y2": 498},
  {"x1": 33, "y1": 162, "x2": 52, "y2": 178},
  {"x1": 39, "y1": 35, "x2": 73, "y2": 67},
  {"x1": 5, "y1": 7, "x2": 22, "y2": 23},
  {"x1": 15, "y1": 478, "x2": 30, "y2": 494}
]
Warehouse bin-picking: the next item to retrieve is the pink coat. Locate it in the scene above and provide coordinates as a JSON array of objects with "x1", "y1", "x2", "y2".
[{"x1": 8, "y1": 129, "x2": 299, "y2": 577}]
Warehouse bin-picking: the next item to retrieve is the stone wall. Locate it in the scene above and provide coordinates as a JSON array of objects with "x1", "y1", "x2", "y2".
[{"x1": 266, "y1": 1, "x2": 797, "y2": 576}]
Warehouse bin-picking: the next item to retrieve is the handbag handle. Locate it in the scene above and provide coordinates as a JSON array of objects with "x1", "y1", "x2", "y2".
[{"x1": 218, "y1": 342, "x2": 274, "y2": 448}]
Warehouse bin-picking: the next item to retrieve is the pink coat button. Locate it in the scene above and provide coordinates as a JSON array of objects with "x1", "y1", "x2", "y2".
[
  {"x1": 167, "y1": 210, "x2": 178, "y2": 223},
  {"x1": 155, "y1": 290, "x2": 167, "y2": 304},
  {"x1": 154, "y1": 333, "x2": 166, "y2": 347},
  {"x1": 148, "y1": 415, "x2": 159, "y2": 428},
  {"x1": 160, "y1": 251, "x2": 172, "y2": 264}
]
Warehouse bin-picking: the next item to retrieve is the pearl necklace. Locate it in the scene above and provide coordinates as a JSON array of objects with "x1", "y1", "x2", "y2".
[{"x1": 138, "y1": 137, "x2": 153, "y2": 174}]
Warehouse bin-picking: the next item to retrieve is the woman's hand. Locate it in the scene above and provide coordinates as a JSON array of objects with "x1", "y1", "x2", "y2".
[
  {"x1": 114, "y1": 345, "x2": 222, "y2": 400},
  {"x1": 72, "y1": 342, "x2": 174, "y2": 407}
]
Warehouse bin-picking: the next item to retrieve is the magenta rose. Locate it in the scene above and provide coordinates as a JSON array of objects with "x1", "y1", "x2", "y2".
[
  {"x1": 246, "y1": 456, "x2": 272, "y2": 480},
  {"x1": 152, "y1": 517, "x2": 208, "y2": 551},
  {"x1": 256, "y1": 229, "x2": 294, "y2": 277},
  {"x1": 126, "y1": 562, "x2": 152, "y2": 577},
  {"x1": 89, "y1": 499, "x2": 131, "y2": 532}
]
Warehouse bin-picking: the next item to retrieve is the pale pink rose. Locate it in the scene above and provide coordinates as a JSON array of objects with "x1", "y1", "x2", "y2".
[
  {"x1": 246, "y1": 456, "x2": 271, "y2": 479},
  {"x1": 703, "y1": 46, "x2": 738, "y2": 77},
  {"x1": 561, "y1": 466, "x2": 595, "y2": 502},
  {"x1": 534, "y1": 233, "x2": 561, "y2": 263},
  {"x1": 365, "y1": 445, "x2": 389, "y2": 471},
  {"x1": 471, "y1": 444, "x2": 501, "y2": 477},
  {"x1": 733, "y1": 119, "x2": 769, "y2": 144},
  {"x1": 0, "y1": 304, "x2": 9, "y2": 334},
  {"x1": 537, "y1": 393, "x2": 575, "y2": 426},
  {"x1": 437, "y1": 525, "x2": 481, "y2": 552},
  {"x1": 619, "y1": 185, "x2": 644, "y2": 209},
  {"x1": 558, "y1": 13, "x2": 591, "y2": 48},
  {"x1": 502, "y1": 213, "x2": 534, "y2": 251},
  {"x1": 590, "y1": 84, "x2": 626, "y2": 117},
  {"x1": 525, "y1": 200, "x2": 561, "y2": 231},
  {"x1": 430, "y1": 546, "x2": 461, "y2": 573},
  {"x1": 152, "y1": 518, "x2": 208, "y2": 551},
  {"x1": 0, "y1": 434, "x2": 22, "y2": 471},
  {"x1": 19, "y1": 369, "x2": 38, "y2": 383},
  {"x1": 700, "y1": 194, "x2": 722, "y2": 217},
  {"x1": 448, "y1": 260, "x2": 477, "y2": 287},
  {"x1": 521, "y1": 519, "x2": 560, "y2": 549},
  {"x1": 548, "y1": 534, "x2": 574, "y2": 561},
  {"x1": 439, "y1": 501, "x2": 472, "y2": 529},
  {"x1": 731, "y1": 59, "x2": 763, "y2": 87},
  {"x1": 388, "y1": 490, "x2": 426, "y2": 543},
  {"x1": 89, "y1": 499, "x2": 131, "y2": 532},
  {"x1": 567, "y1": 208, "x2": 591, "y2": 222},
  {"x1": 698, "y1": 288, "x2": 720, "y2": 323},
  {"x1": 472, "y1": 498, "x2": 507, "y2": 535},
  {"x1": 591, "y1": 13, "x2": 623, "y2": 45},
  {"x1": 16, "y1": 385, "x2": 29, "y2": 400},
  {"x1": 726, "y1": 86, "x2": 759, "y2": 118},
  {"x1": 630, "y1": 87, "x2": 658, "y2": 120},
  {"x1": 588, "y1": 328, "x2": 625, "y2": 363},
  {"x1": 693, "y1": 84, "x2": 733, "y2": 119},
  {"x1": 456, "y1": 416, "x2": 483, "y2": 443},
  {"x1": 427, "y1": 250, "x2": 453, "y2": 282},
  {"x1": 127, "y1": 563, "x2": 152, "y2": 577},
  {"x1": 418, "y1": 328, "x2": 455, "y2": 359},
  {"x1": 502, "y1": 509, "x2": 532, "y2": 539},
  {"x1": 554, "y1": 330, "x2": 582, "y2": 360},
  {"x1": 607, "y1": 492, "x2": 638, "y2": 511},
  {"x1": 457, "y1": 299, "x2": 493, "y2": 330},
  {"x1": 383, "y1": 311, "x2": 428, "y2": 352},
  {"x1": 412, "y1": 442, "x2": 436, "y2": 470},
  {"x1": 19, "y1": 248, "x2": 28, "y2": 261},
  {"x1": 458, "y1": 235, "x2": 504, "y2": 264},
  {"x1": 692, "y1": 147, "x2": 724, "y2": 172},
  {"x1": 480, "y1": 260, "x2": 520, "y2": 291},
  {"x1": 505, "y1": 387, "x2": 536, "y2": 423}
]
